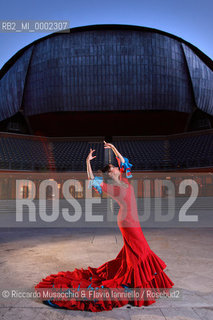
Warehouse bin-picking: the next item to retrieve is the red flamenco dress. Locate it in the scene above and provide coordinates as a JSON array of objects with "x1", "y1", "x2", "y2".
[{"x1": 34, "y1": 156, "x2": 174, "y2": 312}]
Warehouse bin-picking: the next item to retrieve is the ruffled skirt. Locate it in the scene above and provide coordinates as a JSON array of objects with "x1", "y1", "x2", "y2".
[{"x1": 34, "y1": 247, "x2": 174, "y2": 312}]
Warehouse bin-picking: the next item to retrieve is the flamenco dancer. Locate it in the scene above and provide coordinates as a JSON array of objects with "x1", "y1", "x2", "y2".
[{"x1": 34, "y1": 141, "x2": 174, "y2": 312}]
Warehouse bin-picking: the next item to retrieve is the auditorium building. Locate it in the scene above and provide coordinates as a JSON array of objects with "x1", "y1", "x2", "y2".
[{"x1": 0, "y1": 24, "x2": 213, "y2": 200}]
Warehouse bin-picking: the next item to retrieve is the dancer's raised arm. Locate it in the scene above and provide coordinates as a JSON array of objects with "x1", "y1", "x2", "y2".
[
  {"x1": 103, "y1": 141, "x2": 133, "y2": 178},
  {"x1": 103, "y1": 141, "x2": 125, "y2": 163},
  {"x1": 86, "y1": 148, "x2": 96, "y2": 180},
  {"x1": 86, "y1": 148, "x2": 104, "y2": 195}
]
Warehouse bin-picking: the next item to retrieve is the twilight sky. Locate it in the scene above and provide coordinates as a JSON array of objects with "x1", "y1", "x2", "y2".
[{"x1": 0, "y1": 0, "x2": 212, "y2": 69}]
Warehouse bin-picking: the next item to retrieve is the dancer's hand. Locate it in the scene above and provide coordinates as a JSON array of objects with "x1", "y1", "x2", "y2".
[
  {"x1": 103, "y1": 141, "x2": 124, "y2": 163},
  {"x1": 87, "y1": 148, "x2": 96, "y2": 162},
  {"x1": 103, "y1": 141, "x2": 114, "y2": 149}
]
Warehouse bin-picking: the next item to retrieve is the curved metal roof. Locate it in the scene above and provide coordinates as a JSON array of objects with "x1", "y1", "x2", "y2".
[{"x1": 0, "y1": 24, "x2": 213, "y2": 121}]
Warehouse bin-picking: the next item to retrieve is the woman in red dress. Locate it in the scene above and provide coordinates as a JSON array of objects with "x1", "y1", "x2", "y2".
[{"x1": 34, "y1": 141, "x2": 174, "y2": 312}]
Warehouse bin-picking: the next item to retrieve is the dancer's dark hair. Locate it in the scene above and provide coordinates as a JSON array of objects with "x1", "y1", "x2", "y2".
[
  {"x1": 101, "y1": 164, "x2": 112, "y2": 174},
  {"x1": 99, "y1": 164, "x2": 113, "y2": 183}
]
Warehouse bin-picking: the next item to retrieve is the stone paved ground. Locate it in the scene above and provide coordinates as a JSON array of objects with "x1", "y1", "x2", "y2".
[{"x1": 0, "y1": 227, "x2": 212, "y2": 320}]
